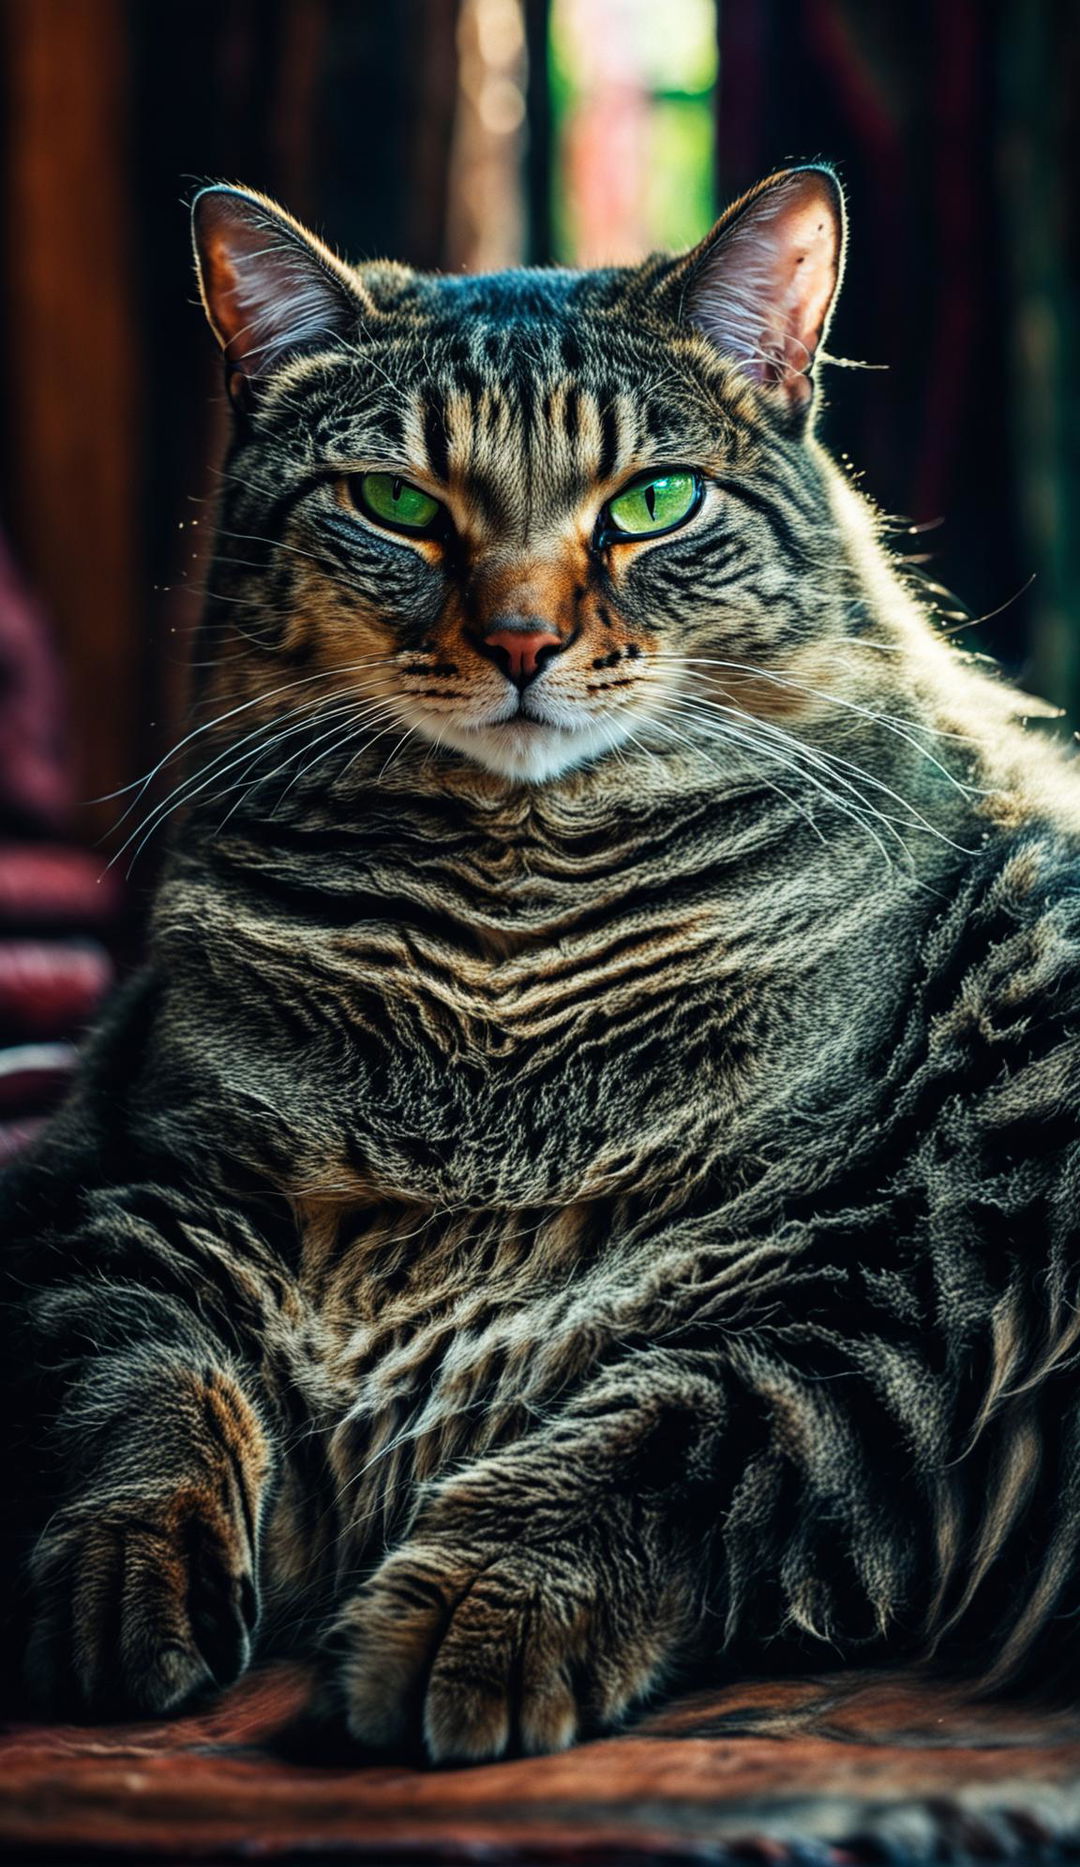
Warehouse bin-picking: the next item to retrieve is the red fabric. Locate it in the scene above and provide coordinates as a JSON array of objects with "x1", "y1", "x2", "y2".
[
  {"x1": 4, "y1": 1664, "x2": 1080, "y2": 1861},
  {"x1": 0, "y1": 529, "x2": 120, "y2": 1144},
  {"x1": 0, "y1": 1044, "x2": 78, "y2": 1115},
  {"x1": 0, "y1": 844, "x2": 122, "y2": 924},
  {"x1": 0, "y1": 531, "x2": 70, "y2": 833},
  {"x1": 0, "y1": 942, "x2": 111, "y2": 1037}
]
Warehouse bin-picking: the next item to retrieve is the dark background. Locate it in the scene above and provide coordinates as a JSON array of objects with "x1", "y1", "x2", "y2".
[{"x1": 0, "y1": 0, "x2": 1076, "y2": 845}]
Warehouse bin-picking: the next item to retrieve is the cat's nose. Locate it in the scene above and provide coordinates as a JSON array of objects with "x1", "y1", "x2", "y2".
[{"x1": 478, "y1": 620, "x2": 564, "y2": 689}]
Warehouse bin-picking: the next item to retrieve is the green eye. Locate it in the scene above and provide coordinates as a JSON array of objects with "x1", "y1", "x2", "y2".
[
  {"x1": 356, "y1": 471, "x2": 443, "y2": 534},
  {"x1": 605, "y1": 471, "x2": 701, "y2": 539}
]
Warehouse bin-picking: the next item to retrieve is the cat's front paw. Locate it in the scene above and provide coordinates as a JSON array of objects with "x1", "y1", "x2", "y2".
[
  {"x1": 334, "y1": 1533, "x2": 689, "y2": 1764},
  {"x1": 27, "y1": 1479, "x2": 260, "y2": 1718}
]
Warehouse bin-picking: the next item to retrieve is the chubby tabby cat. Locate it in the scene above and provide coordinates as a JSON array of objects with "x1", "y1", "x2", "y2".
[{"x1": 5, "y1": 166, "x2": 1080, "y2": 1763}]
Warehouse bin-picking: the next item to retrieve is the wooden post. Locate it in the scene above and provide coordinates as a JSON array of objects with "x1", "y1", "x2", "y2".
[{"x1": 2, "y1": 0, "x2": 139, "y2": 839}]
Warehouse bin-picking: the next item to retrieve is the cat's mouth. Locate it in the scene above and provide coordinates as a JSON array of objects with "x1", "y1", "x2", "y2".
[
  {"x1": 384, "y1": 669, "x2": 648, "y2": 781},
  {"x1": 391, "y1": 690, "x2": 638, "y2": 782},
  {"x1": 473, "y1": 708, "x2": 579, "y2": 739},
  {"x1": 510, "y1": 699, "x2": 566, "y2": 729},
  {"x1": 462, "y1": 687, "x2": 583, "y2": 735},
  {"x1": 484, "y1": 693, "x2": 607, "y2": 742}
]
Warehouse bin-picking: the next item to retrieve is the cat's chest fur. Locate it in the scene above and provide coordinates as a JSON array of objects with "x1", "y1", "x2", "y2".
[
  {"x1": 154, "y1": 778, "x2": 905, "y2": 1215},
  {"x1": 161, "y1": 866, "x2": 756, "y2": 1213}
]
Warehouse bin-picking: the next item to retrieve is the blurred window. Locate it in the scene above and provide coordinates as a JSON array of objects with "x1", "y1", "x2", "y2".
[{"x1": 551, "y1": 0, "x2": 718, "y2": 263}]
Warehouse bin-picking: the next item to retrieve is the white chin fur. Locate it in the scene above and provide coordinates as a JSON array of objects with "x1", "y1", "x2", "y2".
[{"x1": 405, "y1": 707, "x2": 640, "y2": 782}]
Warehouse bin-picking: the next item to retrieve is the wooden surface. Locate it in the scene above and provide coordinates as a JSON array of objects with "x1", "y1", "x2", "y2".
[{"x1": 5, "y1": 1664, "x2": 1080, "y2": 1862}]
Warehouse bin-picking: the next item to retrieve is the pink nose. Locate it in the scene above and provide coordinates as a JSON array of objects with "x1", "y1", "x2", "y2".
[{"x1": 482, "y1": 626, "x2": 563, "y2": 686}]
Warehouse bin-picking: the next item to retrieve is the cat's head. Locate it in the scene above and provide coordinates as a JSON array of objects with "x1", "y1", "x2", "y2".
[{"x1": 191, "y1": 168, "x2": 847, "y2": 785}]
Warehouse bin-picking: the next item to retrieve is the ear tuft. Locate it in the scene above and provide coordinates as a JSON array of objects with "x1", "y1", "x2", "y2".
[
  {"x1": 681, "y1": 166, "x2": 846, "y2": 412},
  {"x1": 191, "y1": 185, "x2": 363, "y2": 396}
]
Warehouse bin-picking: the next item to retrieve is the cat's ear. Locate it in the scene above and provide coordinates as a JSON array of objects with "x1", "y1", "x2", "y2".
[
  {"x1": 191, "y1": 185, "x2": 366, "y2": 402},
  {"x1": 675, "y1": 166, "x2": 845, "y2": 416}
]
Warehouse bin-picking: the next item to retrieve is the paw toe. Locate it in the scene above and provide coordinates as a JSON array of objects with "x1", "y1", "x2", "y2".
[
  {"x1": 518, "y1": 1665, "x2": 579, "y2": 1756},
  {"x1": 424, "y1": 1672, "x2": 512, "y2": 1765},
  {"x1": 27, "y1": 1491, "x2": 257, "y2": 1718}
]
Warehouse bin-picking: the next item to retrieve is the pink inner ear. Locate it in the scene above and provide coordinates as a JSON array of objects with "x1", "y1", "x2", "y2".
[
  {"x1": 773, "y1": 199, "x2": 842, "y2": 374},
  {"x1": 686, "y1": 173, "x2": 843, "y2": 405},
  {"x1": 194, "y1": 191, "x2": 358, "y2": 383}
]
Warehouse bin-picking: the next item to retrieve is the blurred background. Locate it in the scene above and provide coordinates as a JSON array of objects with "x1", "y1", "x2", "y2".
[{"x1": 0, "y1": 0, "x2": 1076, "y2": 1145}]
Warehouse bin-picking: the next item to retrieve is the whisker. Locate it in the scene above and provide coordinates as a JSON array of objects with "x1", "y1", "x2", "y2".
[
  {"x1": 96, "y1": 656, "x2": 398, "y2": 810},
  {"x1": 642, "y1": 706, "x2": 828, "y2": 847},
  {"x1": 648, "y1": 654, "x2": 988, "y2": 767},
  {"x1": 653, "y1": 683, "x2": 980, "y2": 854},
  {"x1": 215, "y1": 527, "x2": 334, "y2": 567},
  {"x1": 112, "y1": 684, "x2": 400, "y2": 872},
  {"x1": 212, "y1": 704, "x2": 393, "y2": 834},
  {"x1": 270, "y1": 695, "x2": 406, "y2": 810},
  {"x1": 649, "y1": 695, "x2": 897, "y2": 866},
  {"x1": 209, "y1": 695, "x2": 407, "y2": 836}
]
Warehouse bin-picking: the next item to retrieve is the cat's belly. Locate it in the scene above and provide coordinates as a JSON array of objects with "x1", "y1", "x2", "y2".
[
  {"x1": 263, "y1": 1191, "x2": 671, "y2": 1616},
  {"x1": 249, "y1": 932, "x2": 775, "y2": 1608}
]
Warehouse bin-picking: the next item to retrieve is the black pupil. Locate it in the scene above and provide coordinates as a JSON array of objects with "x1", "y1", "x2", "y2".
[
  {"x1": 645, "y1": 483, "x2": 657, "y2": 519},
  {"x1": 392, "y1": 477, "x2": 403, "y2": 502}
]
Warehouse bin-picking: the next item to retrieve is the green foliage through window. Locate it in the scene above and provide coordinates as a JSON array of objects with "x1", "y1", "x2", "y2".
[{"x1": 550, "y1": 0, "x2": 718, "y2": 264}]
